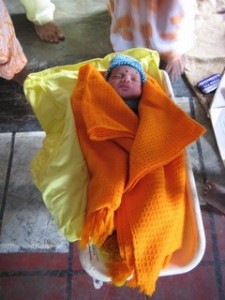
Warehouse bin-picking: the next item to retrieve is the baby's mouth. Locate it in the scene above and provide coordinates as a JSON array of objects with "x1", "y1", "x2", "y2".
[{"x1": 119, "y1": 84, "x2": 130, "y2": 89}]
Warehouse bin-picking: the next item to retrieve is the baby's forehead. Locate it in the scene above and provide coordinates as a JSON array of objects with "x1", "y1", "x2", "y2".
[{"x1": 111, "y1": 65, "x2": 140, "y2": 75}]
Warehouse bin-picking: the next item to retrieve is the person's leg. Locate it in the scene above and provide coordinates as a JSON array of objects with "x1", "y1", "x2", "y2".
[
  {"x1": 155, "y1": 0, "x2": 196, "y2": 79},
  {"x1": 163, "y1": 55, "x2": 186, "y2": 80},
  {"x1": 12, "y1": 67, "x2": 30, "y2": 86},
  {"x1": 20, "y1": 0, "x2": 65, "y2": 43},
  {"x1": 203, "y1": 180, "x2": 225, "y2": 214},
  {"x1": 34, "y1": 21, "x2": 65, "y2": 43},
  {"x1": 0, "y1": 0, "x2": 28, "y2": 85}
]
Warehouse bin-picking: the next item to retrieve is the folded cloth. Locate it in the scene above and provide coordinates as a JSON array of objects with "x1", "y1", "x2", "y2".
[{"x1": 71, "y1": 63, "x2": 206, "y2": 296}]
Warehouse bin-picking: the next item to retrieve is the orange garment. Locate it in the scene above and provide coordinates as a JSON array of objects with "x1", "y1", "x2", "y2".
[
  {"x1": 71, "y1": 63, "x2": 206, "y2": 295},
  {"x1": 0, "y1": 0, "x2": 27, "y2": 80}
]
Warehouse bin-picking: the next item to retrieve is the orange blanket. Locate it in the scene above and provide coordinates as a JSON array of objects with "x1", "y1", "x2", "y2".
[{"x1": 71, "y1": 63, "x2": 206, "y2": 296}]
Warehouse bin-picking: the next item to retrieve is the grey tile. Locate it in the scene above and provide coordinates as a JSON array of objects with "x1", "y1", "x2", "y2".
[
  {"x1": 0, "y1": 133, "x2": 12, "y2": 204},
  {"x1": 0, "y1": 132, "x2": 69, "y2": 253}
]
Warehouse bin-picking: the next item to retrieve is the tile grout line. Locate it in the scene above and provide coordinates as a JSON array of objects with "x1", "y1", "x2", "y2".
[
  {"x1": 208, "y1": 209, "x2": 225, "y2": 300},
  {"x1": 0, "y1": 132, "x2": 15, "y2": 233},
  {"x1": 0, "y1": 269, "x2": 86, "y2": 278},
  {"x1": 200, "y1": 260, "x2": 225, "y2": 265},
  {"x1": 66, "y1": 242, "x2": 73, "y2": 300},
  {"x1": 189, "y1": 97, "x2": 207, "y2": 182}
]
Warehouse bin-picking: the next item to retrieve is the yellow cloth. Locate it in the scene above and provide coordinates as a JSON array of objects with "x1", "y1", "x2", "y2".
[
  {"x1": 24, "y1": 70, "x2": 89, "y2": 241},
  {"x1": 71, "y1": 63, "x2": 206, "y2": 296},
  {"x1": 23, "y1": 48, "x2": 161, "y2": 242}
]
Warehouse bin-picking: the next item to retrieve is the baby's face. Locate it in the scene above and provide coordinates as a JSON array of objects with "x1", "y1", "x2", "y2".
[{"x1": 107, "y1": 66, "x2": 142, "y2": 100}]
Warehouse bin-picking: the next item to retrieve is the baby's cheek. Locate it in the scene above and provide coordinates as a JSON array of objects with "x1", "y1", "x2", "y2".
[{"x1": 136, "y1": 86, "x2": 142, "y2": 95}]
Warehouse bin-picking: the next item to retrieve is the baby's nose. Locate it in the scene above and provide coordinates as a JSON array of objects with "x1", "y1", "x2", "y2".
[{"x1": 122, "y1": 76, "x2": 131, "y2": 82}]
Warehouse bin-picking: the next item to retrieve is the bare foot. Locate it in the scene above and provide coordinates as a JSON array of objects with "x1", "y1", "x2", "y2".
[
  {"x1": 165, "y1": 55, "x2": 185, "y2": 80},
  {"x1": 203, "y1": 180, "x2": 225, "y2": 214},
  {"x1": 12, "y1": 67, "x2": 30, "y2": 86},
  {"x1": 34, "y1": 21, "x2": 65, "y2": 43}
]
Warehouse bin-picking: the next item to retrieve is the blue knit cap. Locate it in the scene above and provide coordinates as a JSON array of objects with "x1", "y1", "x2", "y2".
[{"x1": 105, "y1": 54, "x2": 147, "y2": 83}]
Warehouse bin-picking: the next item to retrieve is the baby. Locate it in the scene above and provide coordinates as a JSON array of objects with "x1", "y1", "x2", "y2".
[{"x1": 105, "y1": 54, "x2": 146, "y2": 114}]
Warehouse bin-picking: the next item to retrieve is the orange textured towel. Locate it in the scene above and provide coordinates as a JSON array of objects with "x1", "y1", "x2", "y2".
[{"x1": 71, "y1": 63, "x2": 206, "y2": 295}]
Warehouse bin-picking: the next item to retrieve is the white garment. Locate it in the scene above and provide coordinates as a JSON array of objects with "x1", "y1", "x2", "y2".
[
  {"x1": 20, "y1": 0, "x2": 55, "y2": 25},
  {"x1": 108, "y1": 0, "x2": 197, "y2": 59}
]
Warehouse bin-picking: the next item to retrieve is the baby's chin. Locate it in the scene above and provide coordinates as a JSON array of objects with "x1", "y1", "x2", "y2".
[{"x1": 119, "y1": 94, "x2": 141, "y2": 100}]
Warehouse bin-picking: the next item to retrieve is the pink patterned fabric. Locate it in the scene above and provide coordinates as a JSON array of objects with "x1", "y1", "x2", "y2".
[{"x1": 0, "y1": 0, "x2": 27, "y2": 80}]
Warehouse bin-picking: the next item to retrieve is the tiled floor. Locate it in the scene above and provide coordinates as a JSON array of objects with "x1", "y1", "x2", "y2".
[
  {"x1": 0, "y1": 95, "x2": 225, "y2": 299},
  {"x1": 0, "y1": 202, "x2": 225, "y2": 299},
  {"x1": 1, "y1": 0, "x2": 225, "y2": 299}
]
